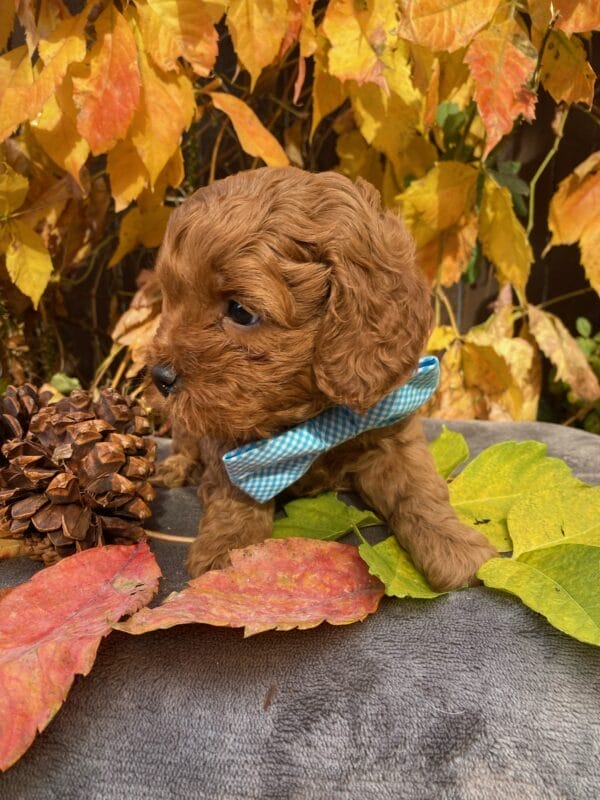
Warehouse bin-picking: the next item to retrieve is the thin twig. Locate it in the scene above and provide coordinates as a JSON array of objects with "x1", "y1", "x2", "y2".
[
  {"x1": 436, "y1": 286, "x2": 460, "y2": 336},
  {"x1": 538, "y1": 287, "x2": 595, "y2": 310},
  {"x1": 144, "y1": 529, "x2": 195, "y2": 544},
  {"x1": 208, "y1": 122, "x2": 227, "y2": 184}
]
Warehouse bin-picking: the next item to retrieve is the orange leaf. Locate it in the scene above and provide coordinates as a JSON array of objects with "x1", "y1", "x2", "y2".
[
  {"x1": 397, "y1": 0, "x2": 500, "y2": 53},
  {"x1": 72, "y1": 6, "x2": 141, "y2": 155},
  {"x1": 0, "y1": 542, "x2": 161, "y2": 772},
  {"x1": 209, "y1": 92, "x2": 289, "y2": 167},
  {"x1": 417, "y1": 214, "x2": 478, "y2": 287},
  {"x1": 554, "y1": 0, "x2": 600, "y2": 36},
  {"x1": 106, "y1": 138, "x2": 149, "y2": 211},
  {"x1": 465, "y1": 20, "x2": 537, "y2": 159},
  {"x1": 227, "y1": 0, "x2": 289, "y2": 88},
  {"x1": 0, "y1": 1, "x2": 14, "y2": 51},
  {"x1": 117, "y1": 538, "x2": 384, "y2": 637},
  {"x1": 540, "y1": 31, "x2": 595, "y2": 107}
]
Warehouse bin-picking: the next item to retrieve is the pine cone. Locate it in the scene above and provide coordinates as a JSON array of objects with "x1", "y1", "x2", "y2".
[{"x1": 0, "y1": 387, "x2": 156, "y2": 565}]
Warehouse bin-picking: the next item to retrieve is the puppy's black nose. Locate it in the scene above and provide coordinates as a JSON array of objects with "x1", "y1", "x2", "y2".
[{"x1": 151, "y1": 364, "x2": 179, "y2": 397}]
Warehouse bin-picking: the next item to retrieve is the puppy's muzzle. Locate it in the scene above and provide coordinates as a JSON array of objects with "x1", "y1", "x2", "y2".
[{"x1": 151, "y1": 364, "x2": 179, "y2": 397}]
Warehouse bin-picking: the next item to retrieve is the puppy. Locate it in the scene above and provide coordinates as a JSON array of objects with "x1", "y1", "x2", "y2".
[{"x1": 148, "y1": 167, "x2": 496, "y2": 591}]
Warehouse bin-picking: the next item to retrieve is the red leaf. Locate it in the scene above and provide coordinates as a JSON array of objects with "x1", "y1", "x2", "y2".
[
  {"x1": 0, "y1": 542, "x2": 161, "y2": 772},
  {"x1": 465, "y1": 21, "x2": 537, "y2": 159},
  {"x1": 118, "y1": 538, "x2": 384, "y2": 638}
]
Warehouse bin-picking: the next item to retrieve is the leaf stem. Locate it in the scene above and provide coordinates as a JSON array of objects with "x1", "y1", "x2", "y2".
[
  {"x1": 526, "y1": 106, "x2": 569, "y2": 237},
  {"x1": 144, "y1": 529, "x2": 195, "y2": 544},
  {"x1": 436, "y1": 286, "x2": 461, "y2": 336},
  {"x1": 538, "y1": 287, "x2": 595, "y2": 310}
]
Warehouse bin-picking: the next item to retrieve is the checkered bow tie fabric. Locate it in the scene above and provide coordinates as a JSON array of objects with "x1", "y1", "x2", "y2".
[{"x1": 223, "y1": 356, "x2": 440, "y2": 503}]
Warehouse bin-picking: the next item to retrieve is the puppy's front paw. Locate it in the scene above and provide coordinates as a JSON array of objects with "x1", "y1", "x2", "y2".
[
  {"x1": 186, "y1": 539, "x2": 232, "y2": 577},
  {"x1": 151, "y1": 453, "x2": 202, "y2": 488},
  {"x1": 417, "y1": 523, "x2": 498, "y2": 593}
]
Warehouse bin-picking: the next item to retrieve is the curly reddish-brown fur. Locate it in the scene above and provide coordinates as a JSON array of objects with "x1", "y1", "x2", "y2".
[{"x1": 148, "y1": 167, "x2": 496, "y2": 590}]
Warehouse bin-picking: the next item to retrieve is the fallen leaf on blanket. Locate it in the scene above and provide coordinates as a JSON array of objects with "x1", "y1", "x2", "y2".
[
  {"x1": 428, "y1": 426, "x2": 469, "y2": 480},
  {"x1": 449, "y1": 441, "x2": 578, "y2": 553},
  {"x1": 478, "y1": 481, "x2": 600, "y2": 646},
  {"x1": 116, "y1": 538, "x2": 384, "y2": 637},
  {"x1": 0, "y1": 541, "x2": 161, "y2": 772},
  {"x1": 358, "y1": 535, "x2": 443, "y2": 599},
  {"x1": 272, "y1": 492, "x2": 381, "y2": 540}
]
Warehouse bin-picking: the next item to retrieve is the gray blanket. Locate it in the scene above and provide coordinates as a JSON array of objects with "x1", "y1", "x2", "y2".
[{"x1": 1, "y1": 420, "x2": 599, "y2": 799}]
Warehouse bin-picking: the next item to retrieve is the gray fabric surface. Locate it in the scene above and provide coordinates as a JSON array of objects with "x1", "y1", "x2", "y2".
[{"x1": 1, "y1": 420, "x2": 599, "y2": 799}]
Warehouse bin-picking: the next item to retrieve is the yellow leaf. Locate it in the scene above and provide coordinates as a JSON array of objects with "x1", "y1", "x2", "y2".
[
  {"x1": 336, "y1": 130, "x2": 384, "y2": 191},
  {"x1": 129, "y1": 14, "x2": 195, "y2": 186},
  {"x1": 417, "y1": 214, "x2": 478, "y2": 286},
  {"x1": 0, "y1": 45, "x2": 33, "y2": 141},
  {"x1": 227, "y1": 0, "x2": 289, "y2": 88},
  {"x1": 4, "y1": 219, "x2": 53, "y2": 309},
  {"x1": 396, "y1": 161, "x2": 478, "y2": 248},
  {"x1": 397, "y1": 0, "x2": 500, "y2": 53},
  {"x1": 528, "y1": 306, "x2": 600, "y2": 404},
  {"x1": 109, "y1": 205, "x2": 173, "y2": 267},
  {"x1": 548, "y1": 152, "x2": 600, "y2": 296},
  {"x1": 540, "y1": 31, "x2": 595, "y2": 107},
  {"x1": 322, "y1": 0, "x2": 398, "y2": 89},
  {"x1": 310, "y1": 38, "x2": 347, "y2": 137},
  {"x1": 209, "y1": 92, "x2": 289, "y2": 167},
  {"x1": 0, "y1": 162, "x2": 28, "y2": 215},
  {"x1": 144, "y1": 0, "x2": 221, "y2": 76},
  {"x1": 426, "y1": 341, "x2": 482, "y2": 419},
  {"x1": 479, "y1": 177, "x2": 532, "y2": 293},
  {"x1": 427, "y1": 325, "x2": 457, "y2": 352},
  {"x1": 0, "y1": 2, "x2": 14, "y2": 51},
  {"x1": 30, "y1": 77, "x2": 90, "y2": 186},
  {"x1": 106, "y1": 138, "x2": 149, "y2": 212},
  {"x1": 72, "y1": 6, "x2": 141, "y2": 155}
]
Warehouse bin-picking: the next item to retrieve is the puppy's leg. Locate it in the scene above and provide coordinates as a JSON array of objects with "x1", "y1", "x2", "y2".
[
  {"x1": 187, "y1": 451, "x2": 274, "y2": 576},
  {"x1": 353, "y1": 416, "x2": 497, "y2": 591},
  {"x1": 152, "y1": 422, "x2": 204, "y2": 488}
]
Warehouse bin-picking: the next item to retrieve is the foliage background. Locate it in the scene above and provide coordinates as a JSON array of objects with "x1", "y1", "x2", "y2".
[{"x1": 1, "y1": 0, "x2": 599, "y2": 429}]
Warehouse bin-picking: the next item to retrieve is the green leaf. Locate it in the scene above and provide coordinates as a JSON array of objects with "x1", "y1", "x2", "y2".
[
  {"x1": 507, "y1": 483, "x2": 600, "y2": 558},
  {"x1": 358, "y1": 535, "x2": 443, "y2": 599},
  {"x1": 272, "y1": 493, "x2": 381, "y2": 541},
  {"x1": 50, "y1": 372, "x2": 82, "y2": 395},
  {"x1": 449, "y1": 441, "x2": 577, "y2": 553},
  {"x1": 478, "y1": 542, "x2": 600, "y2": 647},
  {"x1": 576, "y1": 316, "x2": 592, "y2": 338},
  {"x1": 428, "y1": 425, "x2": 469, "y2": 480}
]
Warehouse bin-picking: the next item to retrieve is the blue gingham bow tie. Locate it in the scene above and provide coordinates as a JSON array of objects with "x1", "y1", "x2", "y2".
[{"x1": 223, "y1": 356, "x2": 439, "y2": 503}]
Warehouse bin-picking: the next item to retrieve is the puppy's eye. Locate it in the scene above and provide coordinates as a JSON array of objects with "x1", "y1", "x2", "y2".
[{"x1": 226, "y1": 300, "x2": 261, "y2": 326}]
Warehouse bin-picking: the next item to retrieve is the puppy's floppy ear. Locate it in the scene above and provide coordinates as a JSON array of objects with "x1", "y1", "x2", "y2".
[{"x1": 313, "y1": 177, "x2": 432, "y2": 413}]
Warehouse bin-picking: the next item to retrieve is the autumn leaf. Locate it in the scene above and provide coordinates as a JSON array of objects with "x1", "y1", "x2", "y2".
[
  {"x1": 0, "y1": 2, "x2": 14, "y2": 51},
  {"x1": 528, "y1": 305, "x2": 600, "y2": 404},
  {"x1": 358, "y1": 535, "x2": 443, "y2": 598},
  {"x1": 106, "y1": 138, "x2": 149, "y2": 211},
  {"x1": 0, "y1": 162, "x2": 28, "y2": 215},
  {"x1": 396, "y1": 161, "x2": 478, "y2": 249},
  {"x1": 449, "y1": 441, "x2": 578, "y2": 552},
  {"x1": 310, "y1": 38, "x2": 347, "y2": 137},
  {"x1": 109, "y1": 205, "x2": 173, "y2": 267},
  {"x1": 553, "y1": 0, "x2": 600, "y2": 37},
  {"x1": 540, "y1": 31, "x2": 595, "y2": 107},
  {"x1": 117, "y1": 538, "x2": 384, "y2": 637},
  {"x1": 144, "y1": 0, "x2": 221, "y2": 77},
  {"x1": 428, "y1": 425, "x2": 469, "y2": 480},
  {"x1": 478, "y1": 176, "x2": 533, "y2": 293},
  {"x1": 272, "y1": 492, "x2": 381, "y2": 540},
  {"x1": 2, "y1": 220, "x2": 54, "y2": 309},
  {"x1": 322, "y1": 0, "x2": 398, "y2": 89},
  {"x1": 0, "y1": 45, "x2": 34, "y2": 141},
  {"x1": 209, "y1": 92, "x2": 289, "y2": 167},
  {"x1": 227, "y1": 0, "x2": 289, "y2": 89},
  {"x1": 465, "y1": 20, "x2": 537, "y2": 159},
  {"x1": 128, "y1": 14, "x2": 195, "y2": 186},
  {"x1": 547, "y1": 152, "x2": 600, "y2": 297},
  {"x1": 417, "y1": 214, "x2": 478, "y2": 286},
  {"x1": 72, "y1": 6, "x2": 141, "y2": 155},
  {"x1": 0, "y1": 542, "x2": 161, "y2": 772},
  {"x1": 396, "y1": 0, "x2": 500, "y2": 53}
]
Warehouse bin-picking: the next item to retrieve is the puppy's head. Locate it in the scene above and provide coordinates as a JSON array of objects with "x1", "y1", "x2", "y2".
[{"x1": 148, "y1": 167, "x2": 432, "y2": 441}]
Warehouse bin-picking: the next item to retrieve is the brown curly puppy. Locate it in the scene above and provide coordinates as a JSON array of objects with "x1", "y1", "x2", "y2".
[{"x1": 148, "y1": 167, "x2": 496, "y2": 591}]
